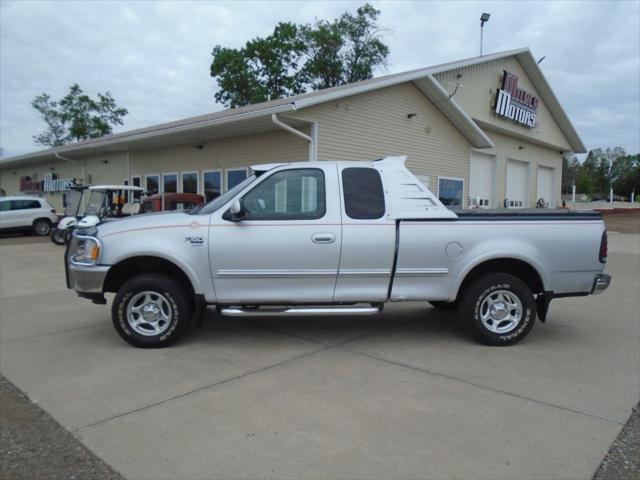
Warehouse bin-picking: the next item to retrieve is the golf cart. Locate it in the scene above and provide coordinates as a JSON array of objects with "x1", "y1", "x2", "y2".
[{"x1": 50, "y1": 184, "x2": 145, "y2": 245}]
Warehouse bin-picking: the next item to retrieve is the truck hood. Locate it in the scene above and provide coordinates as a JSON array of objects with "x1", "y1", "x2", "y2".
[{"x1": 96, "y1": 211, "x2": 198, "y2": 237}]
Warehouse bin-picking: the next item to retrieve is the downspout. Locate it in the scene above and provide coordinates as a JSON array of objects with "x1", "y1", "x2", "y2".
[
  {"x1": 55, "y1": 152, "x2": 86, "y2": 185},
  {"x1": 271, "y1": 114, "x2": 316, "y2": 161}
]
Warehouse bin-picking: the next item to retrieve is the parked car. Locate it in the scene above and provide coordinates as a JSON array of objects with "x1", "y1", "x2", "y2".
[
  {"x1": 66, "y1": 156, "x2": 610, "y2": 348},
  {"x1": 140, "y1": 193, "x2": 204, "y2": 214},
  {"x1": 0, "y1": 196, "x2": 58, "y2": 236}
]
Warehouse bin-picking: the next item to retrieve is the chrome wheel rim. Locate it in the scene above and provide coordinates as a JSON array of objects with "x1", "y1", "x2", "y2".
[
  {"x1": 479, "y1": 289, "x2": 523, "y2": 334},
  {"x1": 126, "y1": 291, "x2": 173, "y2": 336},
  {"x1": 35, "y1": 222, "x2": 49, "y2": 235}
]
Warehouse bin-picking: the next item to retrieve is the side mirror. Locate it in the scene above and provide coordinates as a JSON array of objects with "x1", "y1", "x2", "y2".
[{"x1": 224, "y1": 199, "x2": 246, "y2": 222}]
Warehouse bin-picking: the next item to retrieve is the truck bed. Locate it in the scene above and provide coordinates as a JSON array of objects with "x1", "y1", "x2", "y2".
[{"x1": 449, "y1": 209, "x2": 602, "y2": 221}]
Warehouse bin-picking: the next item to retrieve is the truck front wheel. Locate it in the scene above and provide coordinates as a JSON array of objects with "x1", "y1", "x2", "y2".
[
  {"x1": 112, "y1": 274, "x2": 191, "y2": 348},
  {"x1": 460, "y1": 273, "x2": 536, "y2": 346}
]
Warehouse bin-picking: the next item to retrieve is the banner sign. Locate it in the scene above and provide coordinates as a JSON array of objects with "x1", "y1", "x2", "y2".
[
  {"x1": 20, "y1": 173, "x2": 76, "y2": 192},
  {"x1": 494, "y1": 70, "x2": 539, "y2": 128}
]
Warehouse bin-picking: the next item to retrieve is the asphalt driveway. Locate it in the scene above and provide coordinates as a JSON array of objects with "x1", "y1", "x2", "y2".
[{"x1": 0, "y1": 233, "x2": 638, "y2": 479}]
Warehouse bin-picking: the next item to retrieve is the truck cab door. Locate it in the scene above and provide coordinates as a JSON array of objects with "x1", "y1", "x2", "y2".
[{"x1": 210, "y1": 165, "x2": 341, "y2": 304}]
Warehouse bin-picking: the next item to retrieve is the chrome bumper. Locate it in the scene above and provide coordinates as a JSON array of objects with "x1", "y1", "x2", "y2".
[
  {"x1": 67, "y1": 264, "x2": 110, "y2": 294},
  {"x1": 591, "y1": 273, "x2": 611, "y2": 295}
]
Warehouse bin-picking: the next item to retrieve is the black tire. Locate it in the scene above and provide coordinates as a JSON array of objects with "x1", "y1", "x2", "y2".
[
  {"x1": 32, "y1": 218, "x2": 51, "y2": 236},
  {"x1": 112, "y1": 273, "x2": 192, "y2": 348},
  {"x1": 50, "y1": 227, "x2": 66, "y2": 245},
  {"x1": 460, "y1": 273, "x2": 536, "y2": 346},
  {"x1": 428, "y1": 300, "x2": 459, "y2": 311}
]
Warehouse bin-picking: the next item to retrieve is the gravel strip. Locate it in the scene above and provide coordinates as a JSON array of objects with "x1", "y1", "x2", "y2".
[
  {"x1": 0, "y1": 375, "x2": 124, "y2": 480},
  {"x1": 593, "y1": 401, "x2": 640, "y2": 480}
]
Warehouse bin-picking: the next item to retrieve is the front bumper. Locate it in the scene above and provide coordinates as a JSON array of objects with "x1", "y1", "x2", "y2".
[
  {"x1": 591, "y1": 273, "x2": 611, "y2": 294},
  {"x1": 67, "y1": 263, "x2": 110, "y2": 294}
]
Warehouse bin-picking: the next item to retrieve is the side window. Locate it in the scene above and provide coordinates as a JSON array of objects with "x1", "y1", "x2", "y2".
[
  {"x1": 342, "y1": 167, "x2": 385, "y2": 219},
  {"x1": 10, "y1": 200, "x2": 40, "y2": 210},
  {"x1": 203, "y1": 171, "x2": 221, "y2": 202},
  {"x1": 0, "y1": 201, "x2": 9, "y2": 212},
  {"x1": 438, "y1": 177, "x2": 464, "y2": 208},
  {"x1": 242, "y1": 169, "x2": 325, "y2": 220}
]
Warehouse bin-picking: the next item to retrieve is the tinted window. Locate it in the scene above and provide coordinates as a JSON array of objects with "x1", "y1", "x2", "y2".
[
  {"x1": 163, "y1": 173, "x2": 178, "y2": 193},
  {"x1": 182, "y1": 172, "x2": 198, "y2": 194},
  {"x1": 227, "y1": 169, "x2": 247, "y2": 190},
  {"x1": 146, "y1": 175, "x2": 159, "y2": 195},
  {"x1": 342, "y1": 168, "x2": 385, "y2": 219},
  {"x1": 242, "y1": 169, "x2": 325, "y2": 220},
  {"x1": 10, "y1": 200, "x2": 41, "y2": 210},
  {"x1": 0, "y1": 201, "x2": 9, "y2": 212},
  {"x1": 204, "y1": 171, "x2": 221, "y2": 202}
]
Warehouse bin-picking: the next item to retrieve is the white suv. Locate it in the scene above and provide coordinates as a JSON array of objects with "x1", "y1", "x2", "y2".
[{"x1": 0, "y1": 196, "x2": 59, "y2": 236}]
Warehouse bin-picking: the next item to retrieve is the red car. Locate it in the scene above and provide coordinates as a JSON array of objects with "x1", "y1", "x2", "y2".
[{"x1": 140, "y1": 193, "x2": 204, "y2": 213}]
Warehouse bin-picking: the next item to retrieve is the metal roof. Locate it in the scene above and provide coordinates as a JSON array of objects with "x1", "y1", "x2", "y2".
[{"x1": 0, "y1": 47, "x2": 585, "y2": 168}]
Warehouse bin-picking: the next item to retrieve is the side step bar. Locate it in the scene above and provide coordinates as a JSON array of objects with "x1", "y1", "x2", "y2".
[{"x1": 219, "y1": 305, "x2": 382, "y2": 317}]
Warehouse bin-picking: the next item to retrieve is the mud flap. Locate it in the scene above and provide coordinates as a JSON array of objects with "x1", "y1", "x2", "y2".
[{"x1": 536, "y1": 292, "x2": 553, "y2": 322}]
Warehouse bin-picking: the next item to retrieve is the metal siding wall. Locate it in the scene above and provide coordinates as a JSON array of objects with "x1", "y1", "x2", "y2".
[
  {"x1": 434, "y1": 57, "x2": 573, "y2": 152},
  {"x1": 287, "y1": 82, "x2": 472, "y2": 200}
]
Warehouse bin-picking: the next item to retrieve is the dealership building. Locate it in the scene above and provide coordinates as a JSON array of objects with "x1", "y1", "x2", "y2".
[{"x1": 0, "y1": 47, "x2": 585, "y2": 211}]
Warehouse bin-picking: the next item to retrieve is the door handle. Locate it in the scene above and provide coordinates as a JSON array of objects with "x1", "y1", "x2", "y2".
[{"x1": 312, "y1": 233, "x2": 335, "y2": 244}]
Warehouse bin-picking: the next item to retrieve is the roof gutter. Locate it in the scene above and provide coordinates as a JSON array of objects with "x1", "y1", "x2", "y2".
[{"x1": 271, "y1": 113, "x2": 316, "y2": 161}]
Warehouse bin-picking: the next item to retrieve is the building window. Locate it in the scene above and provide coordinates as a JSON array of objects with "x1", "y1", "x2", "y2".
[
  {"x1": 242, "y1": 169, "x2": 325, "y2": 220},
  {"x1": 132, "y1": 176, "x2": 142, "y2": 200},
  {"x1": 438, "y1": 177, "x2": 464, "y2": 208},
  {"x1": 163, "y1": 173, "x2": 178, "y2": 194},
  {"x1": 341, "y1": 167, "x2": 386, "y2": 219},
  {"x1": 145, "y1": 174, "x2": 160, "y2": 195},
  {"x1": 181, "y1": 171, "x2": 199, "y2": 194},
  {"x1": 226, "y1": 169, "x2": 247, "y2": 191},
  {"x1": 203, "y1": 170, "x2": 221, "y2": 202}
]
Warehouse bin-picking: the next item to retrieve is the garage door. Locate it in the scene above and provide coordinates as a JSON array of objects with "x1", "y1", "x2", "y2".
[
  {"x1": 469, "y1": 152, "x2": 495, "y2": 208},
  {"x1": 506, "y1": 159, "x2": 529, "y2": 208},
  {"x1": 536, "y1": 166, "x2": 555, "y2": 207}
]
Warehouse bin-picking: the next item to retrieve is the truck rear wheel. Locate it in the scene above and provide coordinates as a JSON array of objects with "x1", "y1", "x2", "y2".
[
  {"x1": 112, "y1": 274, "x2": 191, "y2": 348},
  {"x1": 460, "y1": 273, "x2": 536, "y2": 346}
]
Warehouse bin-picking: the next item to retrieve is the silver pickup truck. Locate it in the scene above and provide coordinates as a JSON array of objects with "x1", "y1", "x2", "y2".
[{"x1": 66, "y1": 156, "x2": 610, "y2": 348}]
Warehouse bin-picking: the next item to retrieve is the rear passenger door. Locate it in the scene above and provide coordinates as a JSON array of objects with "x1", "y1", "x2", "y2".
[{"x1": 334, "y1": 167, "x2": 396, "y2": 302}]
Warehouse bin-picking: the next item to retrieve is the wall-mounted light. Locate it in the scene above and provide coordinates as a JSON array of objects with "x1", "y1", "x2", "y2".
[
  {"x1": 407, "y1": 113, "x2": 418, "y2": 119},
  {"x1": 195, "y1": 144, "x2": 204, "y2": 150},
  {"x1": 518, "y1": 146, "x2": 525, "y2": 150},
  {"x1": 102, "y1": 159, "x2": 109, "y2": 164}
]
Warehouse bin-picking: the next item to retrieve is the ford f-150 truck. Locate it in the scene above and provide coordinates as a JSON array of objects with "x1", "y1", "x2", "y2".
[{"x1": 66, "y1": 156, "x2": 610, "y2": 348}]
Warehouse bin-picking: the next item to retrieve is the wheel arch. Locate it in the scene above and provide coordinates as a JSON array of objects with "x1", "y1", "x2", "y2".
[
  {"x1": 453, "y1": 256, "x2": 546, "y2": 302},
  {"x1": 103, "y1": 255, "x2": 200, "y2": 300}
]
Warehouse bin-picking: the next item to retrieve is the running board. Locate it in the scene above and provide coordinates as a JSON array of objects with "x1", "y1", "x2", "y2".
[{"x1": 219, "y1": 305, "x2": 382, "y2": 317}]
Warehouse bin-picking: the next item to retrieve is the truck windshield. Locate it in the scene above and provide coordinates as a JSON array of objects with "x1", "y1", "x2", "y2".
[{"x1": 191, "y1": 175, "x2": 257, "y2": 215}]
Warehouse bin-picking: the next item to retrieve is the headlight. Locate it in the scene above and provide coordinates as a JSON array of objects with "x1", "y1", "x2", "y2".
[{"x1": 71, "y1": 236, "x2": 101, "y2": 265}]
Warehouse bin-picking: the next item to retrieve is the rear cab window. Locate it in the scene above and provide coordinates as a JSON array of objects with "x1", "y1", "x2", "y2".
[{"x1": 341, "y1": 167, "x2": 386, "y2": 219}]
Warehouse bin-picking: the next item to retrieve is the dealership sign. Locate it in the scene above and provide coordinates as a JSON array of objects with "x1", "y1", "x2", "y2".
[
  {"x1": 20, "y1": 173, "x2": 76, "y2": 192},
  {"x1": 494, "y1": 70, "x2": 539, "y2": 128}
]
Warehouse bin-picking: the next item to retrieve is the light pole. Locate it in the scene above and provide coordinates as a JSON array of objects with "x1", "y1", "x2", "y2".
[{"x1": 480, "y1": 13, "x2": 491, "y2": 56}]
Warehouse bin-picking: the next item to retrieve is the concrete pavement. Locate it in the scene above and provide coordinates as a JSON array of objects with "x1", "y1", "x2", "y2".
[{"x1": 0, "y1": 233, "x2": 638, "y2": 479}]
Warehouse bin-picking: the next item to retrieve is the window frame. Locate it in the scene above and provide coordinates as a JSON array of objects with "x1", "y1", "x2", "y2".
[
  {"x1": 181, "y1": 170, "x2": 199, "y2": 195},
  {"x1": 202, "y1": 169, "x2": 222, "y2": 202},
  {"x1": 226, "y1": 168, "x2": 248, "y2": 192},
  {"x1": 437, "y1": 176, "x2": 465, "y2": 209},
  {"x1": 162, "y1": 171, "x2": 179, "y2": 194},
  {"x1": 240, "y1": 168, "x2": 326, "y2": 221},
  {"x1": 144, "y1": 173, "x2": 160, "y2": 195}
]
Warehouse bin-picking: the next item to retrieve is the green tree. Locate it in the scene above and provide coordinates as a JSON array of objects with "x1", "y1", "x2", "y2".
[
  {"x1": 210, "y1": 4, "x2": 389, "y2": 108},
  {"x1": 576, "y1": 172, "x2": 593, "y2": 195},
  {"x1": 32, "y1": 84, "x2": 128, "y2": 146}
]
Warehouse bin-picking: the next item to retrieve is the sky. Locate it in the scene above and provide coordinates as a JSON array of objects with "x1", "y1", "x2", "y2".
[{"x1": 1, "y1": 0, "x2": 639, "y2": 159}]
